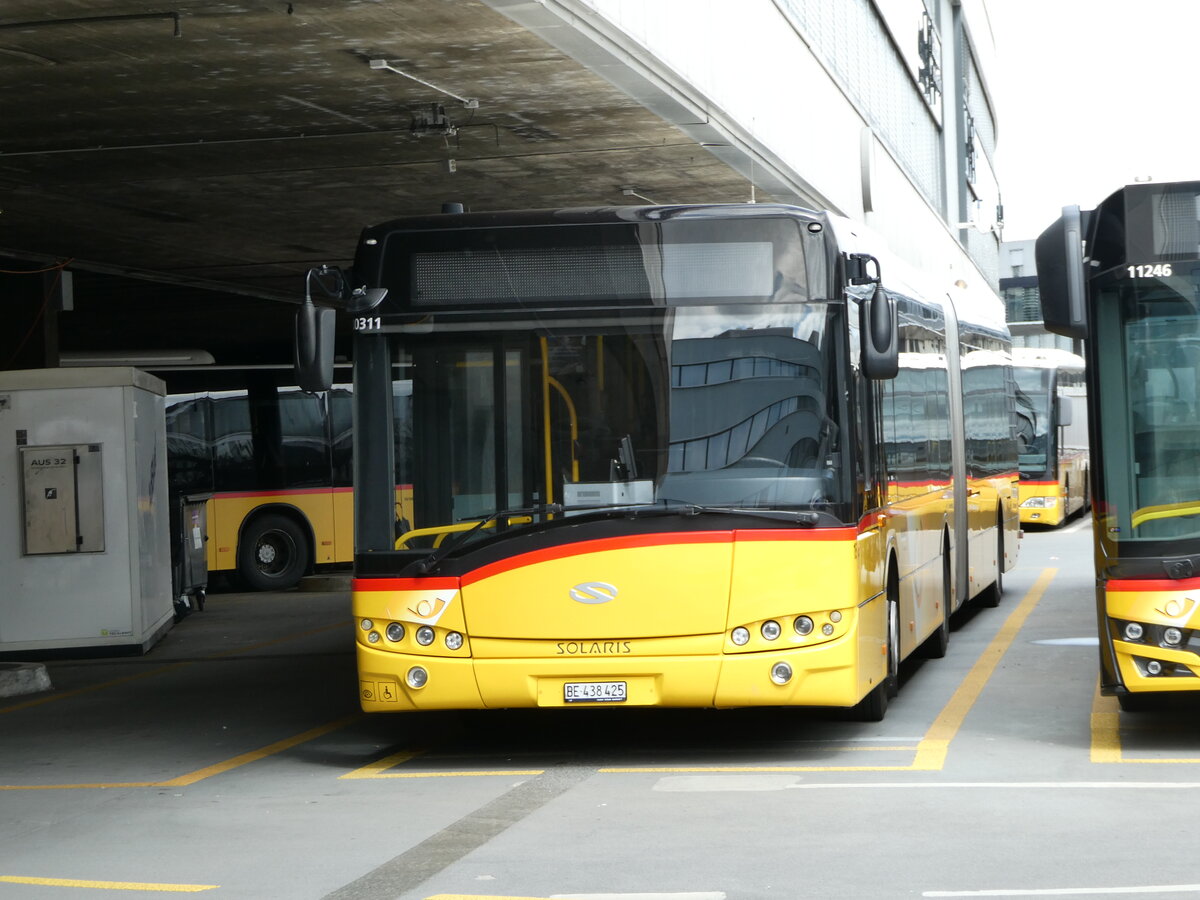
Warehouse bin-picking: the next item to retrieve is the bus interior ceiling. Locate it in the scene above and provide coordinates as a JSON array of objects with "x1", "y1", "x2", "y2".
[{"x1": 0, "y1": 0, "x2": 771, "y2": 371}]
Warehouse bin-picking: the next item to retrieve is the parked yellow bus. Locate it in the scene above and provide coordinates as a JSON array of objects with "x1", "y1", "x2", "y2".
[
  {"x1": 1012, "y1": 347, "x2": 1088, "y2": 527},
  {"x1": 165, "y1": 373, "x2": 411, "y2": 590},
  {"x1": 300, "y1": 204, "x2": 1018, "y2": 719}
]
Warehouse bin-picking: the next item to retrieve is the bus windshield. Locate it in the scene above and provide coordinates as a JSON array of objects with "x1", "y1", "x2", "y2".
[
  {"x1": 1093, "y1": 262, "x2": 1200, "y2": 544},
  {"x1": 390, "y1": 300, "x2": 848, "y2": 551},
  {"x1": 1013, "y1": 368, "x2": 1050, "y2": 478}
]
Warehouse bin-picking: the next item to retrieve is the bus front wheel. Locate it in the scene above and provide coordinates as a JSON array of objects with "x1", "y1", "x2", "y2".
[{"x1": 239, "y1": 513, "x2": 309, "y2": 591}]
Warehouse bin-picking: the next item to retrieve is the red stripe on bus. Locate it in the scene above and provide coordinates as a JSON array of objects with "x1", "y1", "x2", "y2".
[
  {"x1": 1106, "y1": 577, "x2": 1200, "y2": 593},
  {"x1": 212, "y1": 487, "x2": 353, "y2": 500},
  {"x1": 460, "y1": 532, "x2": 733, "y2": 585},
  {"x1": 353, "y1": 527, "x2": 860, "y2": 591},
  {"x1": 1021, "y1": 480, "x2": 1058, "y2": 486},
  {"x1": 354, "y1": 577, "x2": 460, "y2": 592}
]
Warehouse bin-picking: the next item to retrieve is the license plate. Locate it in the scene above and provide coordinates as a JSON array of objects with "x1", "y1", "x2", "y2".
[{"x1": 564, "y1": 681, "x2": 627, "y2": 703}]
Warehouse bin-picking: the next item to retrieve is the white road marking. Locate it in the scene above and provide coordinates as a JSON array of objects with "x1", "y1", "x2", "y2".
[
  {"x1": 1030, "y1": 637, "x2": 1099, "y2": 646},
  {"x1": 925, "y1": 884, "x2": 1200, "y2": 896}
]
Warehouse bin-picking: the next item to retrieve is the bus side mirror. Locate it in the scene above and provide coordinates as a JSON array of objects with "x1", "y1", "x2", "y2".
[
  {"x1": 1035, "y1": 205, "x2": 1089, "y2": 340},
  {"x1": 1056, "y1": 394, "x2": 1073, "y2": 428},
  {"x1": 295, "y1": 298, "x2": 335, "y2": 393},
  {"x1": 862, "y1": 285, "x2": 899, "y2": 379}
]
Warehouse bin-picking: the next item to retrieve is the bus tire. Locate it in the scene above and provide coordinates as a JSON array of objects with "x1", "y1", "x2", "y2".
[
  {"x1": 920, "y1": 543, "x2": 952, "y2": 659},
  {"x1": 978, "y1": 521, "x2": 1004, "y2": 608},
  {"x1": 854, "y1": 586, "x2": 899, "y2": 721},
  {"x1": 239, "y1": 513, "x2": 309, "y2": 591}
]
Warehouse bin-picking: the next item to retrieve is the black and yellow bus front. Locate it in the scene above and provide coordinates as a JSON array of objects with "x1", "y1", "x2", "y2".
[
  {"x1": 344, "y1": 205, "x2": 895, "y2": 714},
  {"x1": 1086, "y1": 204, "x2": 1200, "y2": 701}
]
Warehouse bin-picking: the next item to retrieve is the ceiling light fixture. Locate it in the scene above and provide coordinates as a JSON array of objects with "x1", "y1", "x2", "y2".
[{"x1": 368, "y1": 59, "x2": 478, "y2": 109}]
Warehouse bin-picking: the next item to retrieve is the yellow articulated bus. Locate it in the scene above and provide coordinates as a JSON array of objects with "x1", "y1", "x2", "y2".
[
  {"x1": 299, "y1": 203, "x2": 1018, "y2": 720},
  {"x1": 1038, "y1": 180, "x2": 1200, "y2": 710},
  {"x1": 1012, "y1": 348, "x2": 1089, "y2": 527},
  {"x1": 165, "y1": 373, "x2": 413, "y2": 590}
]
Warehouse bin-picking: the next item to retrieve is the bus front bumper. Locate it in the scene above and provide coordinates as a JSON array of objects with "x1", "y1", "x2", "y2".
[{"x1": 355, "y1": 637, "x2": 873, "y2": 712}]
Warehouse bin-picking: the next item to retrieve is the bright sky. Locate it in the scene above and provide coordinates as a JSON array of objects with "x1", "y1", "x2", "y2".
[{"x1": 990, "y1": 1, "x2": 1200, "y2": 241}]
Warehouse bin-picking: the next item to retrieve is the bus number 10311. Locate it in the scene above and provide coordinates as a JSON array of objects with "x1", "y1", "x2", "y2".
[
  {"x1": 1127, "y1": 263, "x2": 1173, "y2": 279},
  {"x1": 353, "y1": 316, "x2": 382, "y2": 332}
]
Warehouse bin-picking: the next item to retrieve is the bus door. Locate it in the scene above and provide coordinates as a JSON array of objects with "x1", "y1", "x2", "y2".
[{"x1": 410, "y1": 339, "x2": 532, "y2": 535}]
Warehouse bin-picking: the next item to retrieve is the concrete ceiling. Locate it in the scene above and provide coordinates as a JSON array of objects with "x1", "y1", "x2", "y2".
[{"x1": 0, "y1": 0, "x2": 769, "y2": 310}]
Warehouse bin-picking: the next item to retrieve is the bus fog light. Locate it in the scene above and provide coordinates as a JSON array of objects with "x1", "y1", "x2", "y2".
[
  {"x1": 1164, "y1": 627, "x2": 1183, "y2": 646},
  {"x1": 731, "y1": 627, "x2": 750, "y2": 646},
  {"x1": 1124, "y1": 622, "x2": 1144, "y2": 641},
  {"x1": 360, "y1": 619, "x2": 374, "y2": 631},
  {"x1": 445, "y1": 631, "x2": 464, "y2": 650},
  {"x1": 1147, "y1": 660, "x2": 1164, "y2": 675},
  {"x1": 761, "y1": 620, "x2": 782, "y2": 641},
  {"x1": 385, "y1": 623, "x2": 405, "y2": 642},
  {"x1": 822, "y1": 623, "x2": 835, "y2": 636},
  {"x1": 416, "y1": 626, "x2": 435, "y2": 646},
  {"x1": 406, "y1": 666, "x2": 429, "y2": 689},
  {"x1": 367, "y1": 631, "x2": 381, "y2": 644},
  {"x1": 794, "y1": 616, "x2": 814, "y2": 636},
  {"x1": 829, "y1": 610, "x2": 842, "y2": 623},
  {"x1": 770, "y1": 661, "x2": 793, "y2": 685}
]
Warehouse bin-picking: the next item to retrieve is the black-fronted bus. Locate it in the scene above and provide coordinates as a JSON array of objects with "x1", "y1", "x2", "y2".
[
  {"x1": 1037, "y1": 179, "x2": 1200, "y2": 709},
  {"x1": 301, "y1": 204, "x2": 1017, "y2": 719}
]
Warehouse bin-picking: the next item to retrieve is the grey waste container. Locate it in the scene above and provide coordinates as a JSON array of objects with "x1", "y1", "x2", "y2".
[{"x1": 171, "y1": 492, "x2": 211, "y2": 618}]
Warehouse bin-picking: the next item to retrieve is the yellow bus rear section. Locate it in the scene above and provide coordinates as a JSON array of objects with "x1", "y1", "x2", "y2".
[{"x1": 352, "y1": 528, "x2": 888, "y2": 712}]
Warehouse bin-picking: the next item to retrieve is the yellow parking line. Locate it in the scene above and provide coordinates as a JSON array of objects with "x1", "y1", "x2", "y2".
[
  {"x1": 0, "y1": 622, "x2": 346, "y2": 715},
  {"x1": 158, "y1": 713, "x2": 362, "y2": 786},
  {"x1": 0, "y1": 663, "x2": 191, "y2": 714},
  {"x1": 911, "y1": 568, "x2": 1056, "y2": 770},
  {"x1": 341, "y1": 747, "x2": 545, "y2": 779},
  {"x1": 0, "y1": 875, "x2": 216, "y2": 892},
  {"x1": 1090, "y1": 684, "x2": 1123, "y2": 763},
  {"x1": 0, "y1": 714, "x2": 361, "y2": 791},
  {"x1": 606, "y1": 568, "x2": 1056, "y2": 775},
  {"x1": 1091, "y1": 684, "x2": 1200, "y2": 764}
]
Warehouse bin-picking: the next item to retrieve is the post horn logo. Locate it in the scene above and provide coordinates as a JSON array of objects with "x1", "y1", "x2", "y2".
[
  {"x1": 408, "y1": 597, "x2": 448, "y2": 619},
  {"x1": 570, "y1": 582, "x2": 618, "y2": 604}
]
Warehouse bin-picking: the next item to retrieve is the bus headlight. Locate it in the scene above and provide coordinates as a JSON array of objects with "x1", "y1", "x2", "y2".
[
  {"x1": 360, "y1": 619, "x2": 374, "y2": 631},
  {"x1": 794, "y1": 616, "x2": 814, "y2": 636},
  {"x1": 731, "y1": 627, "x2": 750, "y2": 646},
  {"x1": 761, "y1": 620, "x2": 782, "y2": 641},
  {"x1": 416, "y1": 626, "x2": 435, "y2": 646},
  {"x1": 406, "y1": 666, "x2": 429, "y2": 688},
  {"x1": 1124, "y1": 622, "x2": 1144, "y2": 641},
  {"x1": 1020, "y1": 497, "x2": 1054, "y2": 508},
  {"x1": 385, "y1": 623, "x2": 405, "y2": 642},
  {"x1": 1164, "y1": 627, "x2": 1183, "y2": 646},
  {"x1": 367, "y1": 631, "x2": 381, "y2": 644},
  {"x1": 445, "y1": 631, "x2": 464, "y2": 650},
  {"x1": 1147, "y1": 660, "x2": 1164, "y2": 676}
]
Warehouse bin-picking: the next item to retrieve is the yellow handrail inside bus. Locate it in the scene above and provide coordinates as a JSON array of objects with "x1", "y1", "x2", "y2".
[
  {"x1": 1132, "y1": 501, "x2": 1200, "y2": 528},
  {"x1": 396, "y1": 516, "x2": 533, "y2": 550},
  {"x1": 547, "y1": 375, "x2": 580, "y2": 483}
]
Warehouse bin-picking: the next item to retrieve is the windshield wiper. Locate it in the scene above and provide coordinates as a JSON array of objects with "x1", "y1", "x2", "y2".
[
  {"x1": 660, "y1": 504, "x2": 821, "y2": 525},
  {"x1": 562, "y1": 500, "x2": 821, "y2": 526},
  {"x1": 404, "y1": 503, "x2": 563, "y2": 576}
]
